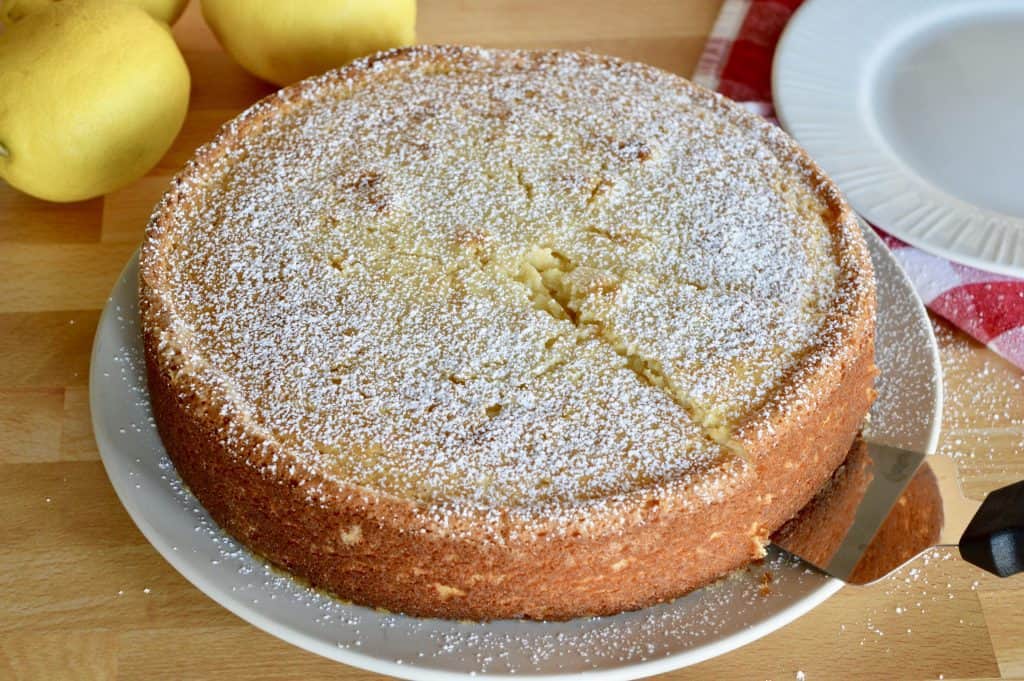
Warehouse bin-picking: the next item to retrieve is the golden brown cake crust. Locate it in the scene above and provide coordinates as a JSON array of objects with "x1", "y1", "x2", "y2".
[{"x1": 141, "y1": 46, "x2": 876, "y2": 620}]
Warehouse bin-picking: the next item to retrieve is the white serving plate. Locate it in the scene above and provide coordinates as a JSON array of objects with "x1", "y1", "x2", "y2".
[
  {"x1": 90, "y1": 224, "x2": 940, "y2": 680},
  {"x1": 774, "y1": 0, "x2": 1024, "y2": 276}
]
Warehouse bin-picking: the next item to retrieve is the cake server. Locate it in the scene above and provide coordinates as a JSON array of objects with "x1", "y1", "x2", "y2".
[{"x1": 771, "y1": 442, "x2": 1024, "y2": 584}]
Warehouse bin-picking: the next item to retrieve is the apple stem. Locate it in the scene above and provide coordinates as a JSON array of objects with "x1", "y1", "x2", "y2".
[{"x1": 0, "y1": 143, "x2": 7, "y2": 158}]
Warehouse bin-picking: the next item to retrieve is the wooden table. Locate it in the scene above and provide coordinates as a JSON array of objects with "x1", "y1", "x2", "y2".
[{"x1": 2, "y1": 2, "x2": 1021, "y2": 679}]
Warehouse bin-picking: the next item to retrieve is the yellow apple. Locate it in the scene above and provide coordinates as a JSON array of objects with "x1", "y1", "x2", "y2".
[
  {"x1": 1, "y1": 0, "x2": 190, "y2": 25},
  {"x1": 0, "y1": 0, "x2": 190, "y2": 202},
  {"x1": 201, "y1": 0, "x2": 416, "y2": 86}
]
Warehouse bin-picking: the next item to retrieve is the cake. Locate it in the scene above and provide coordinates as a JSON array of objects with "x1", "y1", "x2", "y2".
[{"x1": 140, "y1": 46, "x2": 876, "y2": 620}]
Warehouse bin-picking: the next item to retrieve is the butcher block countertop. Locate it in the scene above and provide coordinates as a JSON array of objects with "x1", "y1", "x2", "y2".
[{"x1": 1, "y1": 2, "x2": 1021, "y2": 679}]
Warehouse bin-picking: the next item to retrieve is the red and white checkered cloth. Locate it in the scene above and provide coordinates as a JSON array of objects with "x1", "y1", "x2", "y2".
[{"x1": 693, "y1": 0, "x2": 1024, "y2": 370}]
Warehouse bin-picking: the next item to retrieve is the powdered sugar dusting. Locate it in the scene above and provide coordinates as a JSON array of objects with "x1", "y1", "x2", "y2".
[{"x1": 143, "y1": 47, "x2": 868, "y2": 517}]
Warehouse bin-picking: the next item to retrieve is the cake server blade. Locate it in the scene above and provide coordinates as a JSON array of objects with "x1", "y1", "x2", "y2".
[{"x1": 771, "y1": 441, "x2": 1024, "y2": 584}]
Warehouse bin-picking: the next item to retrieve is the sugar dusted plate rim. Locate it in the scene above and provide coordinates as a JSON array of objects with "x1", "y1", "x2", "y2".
[{"x1": 90, "y1": 223, "x2": 940, "y2": 680}]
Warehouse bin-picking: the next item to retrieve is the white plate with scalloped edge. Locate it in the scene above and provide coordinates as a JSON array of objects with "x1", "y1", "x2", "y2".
[
  {"x1": 774, "y1": 0, "x2": 1024, "y2": 276},
  {"x1": 90, "y1": 221, "x2": 940, "y2": 680}
]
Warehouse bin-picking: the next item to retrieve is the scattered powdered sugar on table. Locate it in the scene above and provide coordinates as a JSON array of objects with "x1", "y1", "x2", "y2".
[
  {"x1": 837, "y1": 548, "x2": 987, "y2": 650},
  {"x1": 934, "y1": 320, "x2": 1024, "y2": 469}
]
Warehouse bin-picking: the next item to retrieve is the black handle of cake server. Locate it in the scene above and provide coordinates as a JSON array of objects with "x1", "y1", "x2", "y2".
[{"x1": 959, "y1": 479, "x2": 1024, "y2": 577}]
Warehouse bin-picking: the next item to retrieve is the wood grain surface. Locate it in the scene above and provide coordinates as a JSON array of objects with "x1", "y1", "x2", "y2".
[{"x1": 1, "y1": 2, "x2": 1021, "y2": 679}]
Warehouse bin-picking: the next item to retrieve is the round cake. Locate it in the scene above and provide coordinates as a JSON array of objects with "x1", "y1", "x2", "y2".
[{"x1": 141, "y1": 46, "x2": 876, "y2": 620}]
